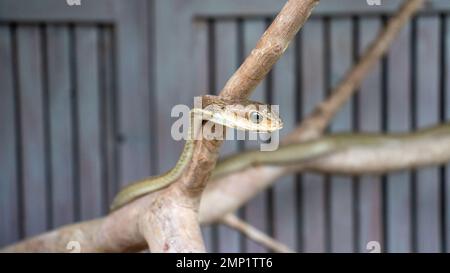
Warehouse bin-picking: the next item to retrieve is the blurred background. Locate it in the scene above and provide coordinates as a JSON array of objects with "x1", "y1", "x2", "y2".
[{"x1": 0, "y1": 0, "x2": 449, "y2": 252}]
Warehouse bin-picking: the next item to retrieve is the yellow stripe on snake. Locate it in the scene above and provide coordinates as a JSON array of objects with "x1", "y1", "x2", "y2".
[{"x1": 110, "y1": 95, "x2": 283, "y2": 211}]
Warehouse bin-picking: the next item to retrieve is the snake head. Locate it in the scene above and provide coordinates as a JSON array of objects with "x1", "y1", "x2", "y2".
[
  {"x1": 203, "y1": 99, "x2": 283, "y2": 133},
  {"x1": 246, "y1": 104, "x2": 283, "y2": 132}
]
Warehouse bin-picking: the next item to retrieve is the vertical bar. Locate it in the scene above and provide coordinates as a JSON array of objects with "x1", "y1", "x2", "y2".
[
  {"x1": 16, "y1": 25, "x2": 48, "y2": 236},
  {"x1": 46, "y1": 25, "x2": 75, "y2": 226},
  {"x1": 192, "y1": 18, "x2": 213, "y2": 251},
  {"x1": 68, "y1": 24, "x2": 81, "y2": 222},
  {"x1": 236, "y1": 17, "x2": 247, "y2": 253},
  {"x1": 386, "y1": 20, "x2": 412, "y2": 253},
  {"x1": 272, "y1": 20, "x2": 297, "y2": 251},
  {"x1": 0, "y1": 25, "x2": 19, "y2": 246},
  {"x1": 380, "y1": 15, "x2": 389, "y2": 253},
  {"x1": 40, "y1": 24, "x2": 52, "y2": 231},
  {"x1": 444, "y1": 15, "x2": 450, "y2": 253},
  {"x1": 416, "y1": 16, "x2": 441, "y2": 253},
  {"x1": 100, "y1": 26, "x2": 118, "y2": 208},
  {"x1": 147, "y1": 0, "x2": 157, "y2": 178},
  {"x1": 242, "y1": 19, "x2": 269, "y2": 253},
  {"x1": 75, "y1": 26, "x2": 103, "y2": 220},
  {"x1": 300, "y1": 19, "x2": 326, "y2": 253},
  {"x1": 264, "y1": 17, "x2": 275, "y2": 247},
  {"x1": 357, "y1": 18, "x2": 383, "y2": 253},
  {"x1": 410, "y1": 17, "x2": 418, "y2": 254},
  {"x1": 215, "y1": 19, "x2": 241, "y2": 253},
  {"x1": 329, "y1": 17, "x2": 354, "y2": 253},
  {"x1": 206, "y1": 19, "x2": 220, "y2": 253},
  {"x1": 294, "y1": 28, "x2": 304, "y2": 252},
  {"x1": 154, "y1": 0, "x2": 193, "y2": 180},
  {"x1": 116, "y1": 0, "x2": 153, "y2": 187}
]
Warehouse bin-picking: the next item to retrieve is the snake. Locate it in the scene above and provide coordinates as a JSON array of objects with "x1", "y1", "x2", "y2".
[
  {"x1": 111, "y1": 94, "x2": 450, "y2": 212},
  {"x1": 211, "y1": 122, "x2": 450, "y2": 178},
  {"x1": 110, "y1": 95, "x2": 284, "y2": 211}
]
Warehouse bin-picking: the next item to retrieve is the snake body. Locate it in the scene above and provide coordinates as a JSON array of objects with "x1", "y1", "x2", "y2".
[
  {"x1": 110, "y1": 96, "x2": 283, "y2": 211},
  {"x1": 211, "y1": 122, "x2": 450, "y2": 179},
  {"x1": 110, "y1": 95, "x2": 450, "y2": 212},
  {"x1": 109, "y1": 111, "x2": 196, "y2": 211}
]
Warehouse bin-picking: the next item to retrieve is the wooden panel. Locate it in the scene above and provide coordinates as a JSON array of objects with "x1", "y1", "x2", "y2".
[
  {"x1": 187, "y1": 17, "x2": 216, "y2": 252},
  {"x1": 75, "y1": 26, "x2": 103, "y2": 220},
  {"x1": 329, "y1": 17, "x2": 354, "y2": 252},
  {"x1": 155, "y1": 0, "x2": 197, "y2": 175},
  {"x1": 16, "y1": 25, "x2": 48, "y2": 236},
  {"x1": 272, "y1": 22, "x2": 297, "y2": 251},
  {"x1": 386, "y1": 20, "x2": 412, "y2": 253},
  {"x1": 0, "y1": 0, "x2": 155, "y2": 246},
  {"x1": 299, "y1": 19, "x2": 326, "y2": 253},
  {"x1": 445, "y1": 16, "x2": 450, "y2": 253},
  {"x1": 152, "y1": 12, "x2": 218, "y2": 256},
  {"x1": 215, "y1": 20, "x2": 241, "y2": 253},
  {"x1": 0, "y1": 25, "x2": 20, "y2": 246},
  {"x1": 415, "y1": 16, "x2": 441, "y2": 252},
  {"x1": 154, "y1": 0, "x2": 178, "y2": 174},
  {"x1": 216, "y1": 20, "x2": 239, "y2": 157},
  {"x1": 190, "y1": 19, "x2": 213, "y2": 251},
  {"x1": 99, "y1": 26, "x2": 119, "y2": 207},
  {"x1": 0, "y1": 0, "x2": 115, "y2": 22},
  {"x1": 205, "y1": 20, "x2": 219, "y2": 252},
  {"x1": 116, "y1": 0, "x2": 153, "y2": 186},
  {"x1": 191, "y1": 0, "x2": 450, "y2": 18},
  {"x1": 46, "y1": 25, "x2": 75, "y2": 226},
  {"x1": 357, "y1": 17, "x2": 383, "y2": 253},
  {"x1": 1, "y1": 0, "x2": 450, "y2": 253},
  {"x1": 243, "y1": 20, "x2": 269, "y2": 253}
]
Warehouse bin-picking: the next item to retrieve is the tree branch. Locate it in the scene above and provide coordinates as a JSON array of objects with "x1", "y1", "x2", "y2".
[
  {"x1": 2, "y1": 0, "x2": 427, "y2": 253},
  {"x1": 141, "y1": 0, "x2": 318, "y2": 252},
  {"x1": 221, "y1": 214, "x2": 294, "y2": 253},
  {"x1": 1, "y1": 0, "x2": 319, "y2": 253},
  {"x1": 200, "y1": 123, "x2": 450, "y2": 224},
  {"x1": 220, "y1": 0, "x2": 319, "y2": 101},
  {"x1": 283, "y1": 0, "x2": 425, "y2": 144},
  {"x1": 4, "y1": 122, "x2": 449, "y2": 253},
  {"x1": 199, "y1": 0, "x2": 426, "y2": 225}
]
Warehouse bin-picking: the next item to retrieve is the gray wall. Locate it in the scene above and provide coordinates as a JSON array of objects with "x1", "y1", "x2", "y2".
[{"x1": 0, "y1": 0, "x2": 449, "y2": 252}]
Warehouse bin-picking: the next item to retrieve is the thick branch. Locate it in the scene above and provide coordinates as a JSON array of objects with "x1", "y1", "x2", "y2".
[
  {"x1": 221, "y1": 0, "x2": 319, "y2": 101},
  {"x1": 200, "y1": 123, "x2": 450, "y2": 224},
  {"x1": 142, "y1": 0, "x2": 318, "y2": 252},
  {"x1": 2, "y1": 0, "x2": 319, "y2": 253},
  {"x1": 4, "y1": 122, "x2": 449, "y2": 252},
  {"x1": 198, "y1": 0, "x2": 426, "y2": 226},
  {"x1": 2, "y1": 0, "x2": 425, "y2": 253}
]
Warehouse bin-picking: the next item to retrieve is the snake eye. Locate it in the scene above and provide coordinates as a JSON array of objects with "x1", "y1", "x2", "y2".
[{"x1": 250, "y1": 111, "x2": 263, "y2": 124}]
